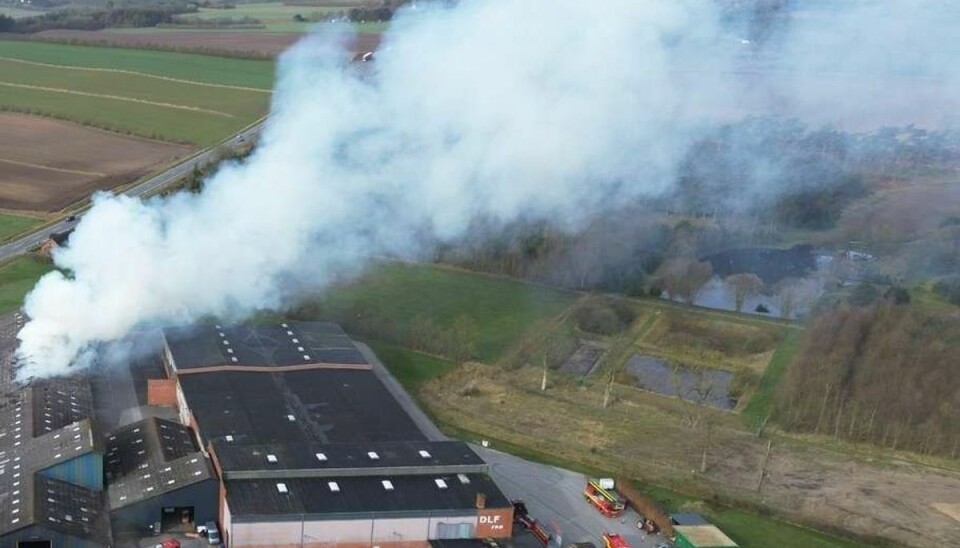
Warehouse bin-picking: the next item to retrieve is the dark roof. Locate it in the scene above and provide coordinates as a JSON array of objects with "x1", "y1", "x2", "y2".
[
  {"x1": 0, "y1": 420, "x2": 105, "y2": 543},
  {"x1": 179, "y1": 368, "x2": 426, "y2": 446},
  {"x1": 49, "y1": 229, "x2": 74, "y2": 246},
  {"x1": 213, "y1": 440, "x2": 486, "y2": 479},
  {"x1": 105, "y1": 418, "x2": 214, "y2": 509},
  {"x1": 226, "y1": 473, "x2": 509, "y2": 520},
  {"x1": 163, "y1": 322, "x2": 368, "y2": 370},
  {"x1": 671, "y1": 512, "x2": 711, "y2": 526},
  {"x1": 31, "y1": 377, "x2": 94, "y2": 436},
  {"x1": 33, "y1": 475, "x2": 110, "y2": 545}
]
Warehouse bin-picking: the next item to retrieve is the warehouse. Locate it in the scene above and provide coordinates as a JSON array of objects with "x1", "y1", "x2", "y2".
[
  {"x1": 160, "y1": 321, "x2": 514, "y2": 547},
  {"x1": 105, "y1": 417, "x2": 218, "y2": 539},
  {"x1": 0, "y1": 378, "x2": 110, "y2": 547}
]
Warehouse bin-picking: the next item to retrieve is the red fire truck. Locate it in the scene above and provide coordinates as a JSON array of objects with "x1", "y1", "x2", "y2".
[
  {"x1": 602, "y1": 533, "x2": 632, "y2": 548},
  {"x1": 584, "y1": 478, "x2": 627, "y2": 517}
]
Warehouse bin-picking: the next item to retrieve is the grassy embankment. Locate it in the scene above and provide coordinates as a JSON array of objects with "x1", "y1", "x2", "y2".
[
  {"x1": 314, "y1": 263, "x2": 862, "y2": 548},
  {"x1": 0, "y1": 40, "x2": 274, "y2": 145}
]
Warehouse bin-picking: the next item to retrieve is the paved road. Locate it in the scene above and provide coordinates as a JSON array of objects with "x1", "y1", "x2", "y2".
[
  {"x1": 0, "y1": 122, "x2": 263, "y2": 262},
  {"x1": 476, "y1": 445, "x2": 673, "y2": 548}
]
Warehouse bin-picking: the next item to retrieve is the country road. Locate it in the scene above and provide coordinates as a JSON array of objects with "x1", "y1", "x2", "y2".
[{"x1": 0, "y1": 122, "x2": 263, "y2": 262}]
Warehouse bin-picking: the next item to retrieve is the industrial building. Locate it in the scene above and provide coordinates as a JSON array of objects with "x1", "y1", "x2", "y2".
[
  {"x1": 158, "y1": 321, "x2": 514, "y2": 547},
  {"x1": 0, "y1": 322, "x2": 513, "y2": 546},
  {"x1": 0, "y1": 377, "x2": 111, "y2": 548}
]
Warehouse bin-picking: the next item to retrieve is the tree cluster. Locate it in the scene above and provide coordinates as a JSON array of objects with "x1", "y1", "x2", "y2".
[
  {"x1": 776, "y1": 303, "x2": 960, "y2": 458},
  {"x1": 571, "y1": 296, "x2": 637, "y2": 335},
  {"x1": 1, "y1": 5, "x2": 196, "y2": 33}
]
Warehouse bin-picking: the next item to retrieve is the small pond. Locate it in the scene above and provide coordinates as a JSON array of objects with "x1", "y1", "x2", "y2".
[{"x1": 624, "y1": 353, "x2": 736, "y2": 410}]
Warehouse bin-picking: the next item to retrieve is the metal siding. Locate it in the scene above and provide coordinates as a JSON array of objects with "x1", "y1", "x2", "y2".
[
  {"x1": 110, "y1": 478, "x2": 219, "y2": 531},
  {"x1": 38, "y1": 452, "x2": 104, "y2": 491},
  {"x1": 2, "y1": 525, "x2": 104, "y2": 548}
]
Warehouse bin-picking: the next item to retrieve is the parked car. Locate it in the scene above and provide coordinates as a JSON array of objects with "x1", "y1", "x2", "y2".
[
  {"x1": 160, "y1": 540, "x2": 180, "y2": 548},
  {"x1": 65, "y1": 215, "x2": 77, "y2": 222},
  {"x1": 206, "y1": 520, "x2": 221, "y2": 545}
]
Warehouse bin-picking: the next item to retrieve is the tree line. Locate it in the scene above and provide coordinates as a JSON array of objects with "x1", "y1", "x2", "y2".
[
  {"x1": 775, "y1": 302, "x2": 960, "y2": 458},
  {"x1": 0, "y1": 4, "x2": 197, "y2": 33}
]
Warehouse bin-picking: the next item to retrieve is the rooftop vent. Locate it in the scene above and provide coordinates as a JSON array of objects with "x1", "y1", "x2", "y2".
[
  {"x1": 225, "y1": 435, "x2": 234, "y2": 442},
  {"x1": 303, "y1": 355, "x2": 311, "y2": 361},
  {"x1": 367, "y1": 451, "x2": 380, "y2": 460},
  {"x1": 315, "y1": 453, "x2": 327, "y2": 462},
  {"x1": 286, "y1": 414, "x2": 296, "y2": 422},
  {"x1": 266, "y1": 454, "x2": 278, "y2": 463},
  {"x1": 435, "y1": 478, "x2": 448, "y2": 490},
  {"x1": 276, "y1": 483, "x2": 288, "y2": 494},
  {"x1": 419, "y1": 450, "x2": 432, "y2": 459},
  {"x1": 382, "y1": 480, "x2": 394, "y2": 491},
  {"x1": 328, "y1": 481, "x2": 340, "y2": 493},
  {"x1": 458, "y1": 473, "x2": 470, "y2": 484}
]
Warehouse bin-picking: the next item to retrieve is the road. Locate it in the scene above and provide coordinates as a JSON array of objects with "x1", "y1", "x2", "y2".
[{"x1": 0, "y1": 122, "x2": 263, "y2": 262}]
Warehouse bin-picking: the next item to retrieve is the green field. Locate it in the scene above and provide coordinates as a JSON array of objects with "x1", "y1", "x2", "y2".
[
  {"x1": 0, "y1": 213, "x2": 42, "y2": 243},
  {"x1": 0, "y1": 41, "x2": 273, "y2": 145},
  {"x1": 175, "y1": 2, "x2": 387, "y2": 33},
  {"x1": 0, "y1": 255, "x2": 54, "y2": 314},
  {"x1": 368, "y1": 342, "x2": 455, "y2": 389},
  {"x1": 299, "y1": 263, "x2": 577, "y2": 361}
]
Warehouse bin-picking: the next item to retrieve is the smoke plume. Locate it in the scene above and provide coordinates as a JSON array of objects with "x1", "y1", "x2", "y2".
[{"x1": 15, "y1": 0, "x2": 959, "y2": 379}]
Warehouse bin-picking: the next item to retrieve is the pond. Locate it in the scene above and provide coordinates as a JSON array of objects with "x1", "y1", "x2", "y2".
[{"x1": 624, "y1": 353, "x2": 736, "y2": 410}]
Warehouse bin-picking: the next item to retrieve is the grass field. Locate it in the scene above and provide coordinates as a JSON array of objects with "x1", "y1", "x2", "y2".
[
  {"x1": 305, "y1": 263, "x2": 577, "y2": 361},
  {"x1": 0, "y1": 255, "x2": 54, "y2": 314},
  {"x1": 0, "y1": 41, "x2": 273, "y2": 144},
  {"x1": 367, "y1": 341, "x2": 455, "y2": 390},
  {"x1": 0, "y1": 6, "x2": 39, "y2": 18},
  {"x1": 0, "y1": 213, "x2": 42, "y2": 242}
]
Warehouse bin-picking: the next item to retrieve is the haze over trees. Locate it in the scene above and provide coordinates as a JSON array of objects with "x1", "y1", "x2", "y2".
[{"x1": 726, "y1": 273, "x2": 764, "y2": 312}]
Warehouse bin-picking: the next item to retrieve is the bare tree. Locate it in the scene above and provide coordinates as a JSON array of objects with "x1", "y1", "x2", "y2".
[
  {"x1": 655, "y1": 257, "x2": 713, "y2": 305},
  {"x1": 726, "y1": 273, "x2": 764, "y2": 313},
  {"x1": 775, "y1": 278, "x2": 820, "y2": 319}
]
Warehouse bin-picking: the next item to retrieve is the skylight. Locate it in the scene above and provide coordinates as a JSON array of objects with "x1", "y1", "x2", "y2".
[
  {"x1": 382, "y1": 480, "x2": 394, "y2": 491},
  {"x1": 435, "y1": 478, "x2": 448, "y2": 489},
  {"x1": 419, "y1": 450, "x2": 432, "y2": 459},
  {"x1": 328, "y1": 481, "x2": 340, "y2": 493},
  {"x1": 367, "y1": 451, "x2": 380, "y2": 460},
  {"x1": 315, "y1": 452, "x2": 327, "y2": 462},
  {"x1": 277, "y1": 483, "x2": 288, "y2": 494},
  {"x1": 266, "y1": 454, "x2": 278, "y2": 463}
]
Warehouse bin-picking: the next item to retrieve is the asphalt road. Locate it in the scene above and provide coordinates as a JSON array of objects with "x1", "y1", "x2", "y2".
[
  {"x1": 0, "y1": 122, "x2": 263, "y2": 262},
  {"x1": 475, "y1": 445, "x2": 673, "y2": 548}
]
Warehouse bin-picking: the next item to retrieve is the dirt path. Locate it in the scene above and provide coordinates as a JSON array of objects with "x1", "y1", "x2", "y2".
[
  {"x1": 0, "y1": 81, "x2": 235, "y2": 117},
  {"x1": 0, "y1": 56, "x2": 271, "y2": 93}
]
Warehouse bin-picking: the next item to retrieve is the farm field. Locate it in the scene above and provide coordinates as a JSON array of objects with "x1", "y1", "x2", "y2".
[
  {"x1": 175, "y1": 2, "x2": 386, "y2": 33},
  {"x1": 0, "y1": 40, "x2": 273, "y2": 145},
  {"x1": 0, "y1": 212, "x2": 42, "y2": 242},
  {"x1": 35, "y1": 28, "x2": 382, "y2": 58},
  {"x1": 0, "y1": 114, "x2": 192, "y2": 211}
]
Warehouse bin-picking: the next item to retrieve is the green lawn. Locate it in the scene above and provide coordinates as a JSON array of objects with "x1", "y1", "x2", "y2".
[
  {"x1": 0, "y1": 40, "x2": 275, "y2": 88},
  {"x1": 0, "y1": 255, "x2": 54, "y2": 314},
  {"x1": 367, "y1": 342, "x2": 455, "y2": 390},
  {"x1": 0, "y1": 41, "x2": 273, "y2": 144},
  {"x1": 0, "y1": 6, "x2": 40, "y2": 18},
  {"x1": 0, "y1": 213, "x2": 42, "y2": 243},
  {"x1": 303, "y1": 263, "x2": 577, "y2": 362}
]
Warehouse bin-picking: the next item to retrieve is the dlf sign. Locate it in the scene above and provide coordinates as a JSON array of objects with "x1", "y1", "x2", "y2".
[
  {"x1": 479, "y1": 515, "x2": 502, "y2": 527},
  {"x1": 476, "y1": 509, "x2": 513, "y2": 537}
]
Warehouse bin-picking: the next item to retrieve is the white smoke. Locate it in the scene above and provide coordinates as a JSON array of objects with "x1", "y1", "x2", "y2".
[{"x1": 15, "y1": 0, "x2": 959, "y2": 379}]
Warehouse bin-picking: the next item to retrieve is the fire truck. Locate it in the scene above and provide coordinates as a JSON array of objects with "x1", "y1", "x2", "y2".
[
  {"x1": 602, "y1": 533, "x2": 632, "y2": 548},
  {"x1": 583, "y1": 478, "x2": 627, "y2": 517},
  {"x1": 512, "y1": 500, "x2": 551, "y2": 547}
]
